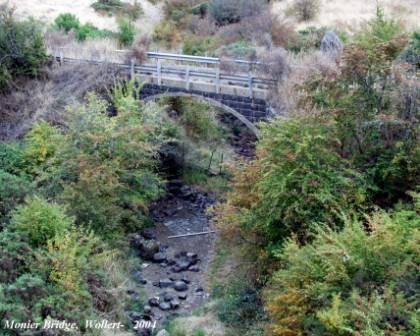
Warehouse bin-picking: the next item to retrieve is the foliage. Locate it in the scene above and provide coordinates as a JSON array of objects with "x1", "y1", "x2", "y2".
[
  {"x1": 165, "y1": 97, "x2": 223, "y2": 142},
  {"x1": 183, "y1": 36, "x2": 215, "y2": 56},
  {"x1": 289, "y1": 0, "x2": 320, "y2": 22},
  {"x1": 10, "y1": 196, "x2": 73, "y2": 247},
  {"x1": 117, "y1": 18, "x2": 135, "y2": 47},
  {"x1": 92, "y1": 0, "x2": 143, "y2": 20},
  {"x1": 54, "y1": 12, "x2": 114, "y2": 41},
  {"x1": 265, "y1": 198, "x2": 420, "y2": 336},
  {"x1": 0, "y1": 170, "x2": 33, "y2": 225},
  {"x1": 32, "y1": 92, "x2": 168, "y2": 239},
  {"x1": 209, "y1": 0, "x2": 264, "y2": 26},
  {"x1": 22, "y1": 121, "x2": 65, "y2": 172},
  {"x1": 215, "y1": 116, "x2": 367, "y2": 253},
  {"x1": 0, "y1": 5, "x2": 48, "y2": 90},
  {"x1": 54, "y1": 13, "x2": 80, "y2": 32}
]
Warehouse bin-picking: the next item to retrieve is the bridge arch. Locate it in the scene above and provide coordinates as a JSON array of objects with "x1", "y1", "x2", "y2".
[{"x1": 142, "y1": 92, "x2": 261, "y2": 137}]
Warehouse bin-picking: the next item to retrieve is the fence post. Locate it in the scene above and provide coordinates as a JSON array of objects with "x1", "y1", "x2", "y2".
[
  {"x1": 185, "y1": 65, "x2": 190, "y2": 91},
  {"x1": 248, "y1": 71, "x2": 253, "y2": 99},
  {"x1": 59, "y1": 50, "x2": 63, "y2": 66},
  {"x1": 157, "y1": 58, "x2": 162, "y2": 85},
  {"x1": 215, "y1": 68, "x2": 220, "y2": 94},
  {"x1": 130, "y1": 59, "x2": 135, "y2": 80}
]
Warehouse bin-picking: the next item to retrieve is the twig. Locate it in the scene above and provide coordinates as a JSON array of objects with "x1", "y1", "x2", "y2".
[{"x1": 168, "y1": 231, "x2": 216, "y2": 239}]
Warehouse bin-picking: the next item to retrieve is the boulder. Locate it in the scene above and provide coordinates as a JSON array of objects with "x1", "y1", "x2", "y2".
[
  {"x1": 132, "y1": 236, "x2": 160, "y2": 260},
  {"x1": 178, "y1": 292, "x2": 188, "y2": 300},
  {"x1": 163, "y1": 293, "x2": 173, "y2": 302},
  {"x1": 320, "y1": 31, "x2": 344, "y2": 59},
  {"x1": 148, "y1": 297, "x2": 160, "y2": 307},
  {"x1": 141, "y1": 228, "x2": 156, "y2": 240},
  {"x1": 153, "y1": 252, "x2": 167, "y2": 263},
  {"x1": 170, "y1": 299, "x2": 180, "y2": 309},
  {"x1": 159, "y1": 278, "x2": 174, "y2": 288},
  {"x1": 158, "y1": 302, "x2": 171, "y2": 311},
  {"x1": 174, "y1": 281, "x2": 188, "y2": 292}
]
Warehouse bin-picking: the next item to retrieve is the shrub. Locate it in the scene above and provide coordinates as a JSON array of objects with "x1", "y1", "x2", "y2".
[
  {"x1": 54, "y1": 13, "x2": 80, "y2": 32},
  {"x1": 265, "y1": 198, "x2": 420, "y2": 336},
  {"x1": 23, "y1": 121, "x2": 66, "y2": 171},
  {"x1": 0, "y1": 231, "x2": 34, "y2": 283},
  {"x1": 209, "y1": 0, "x2": 265, "y2": 26},
  {"x1": 0, "y1": 170, "x2": 33, "y2": 224},
  {"x1": 289, "y1": 0, "x2": 320, "y2": 22},
  {"x1": 0, "y1": 5, "x2": 48, "y2": 90},
  {"x1": 215, "y1": 116, "x2": 367, "y2": 254},
  {"x1": 35, "y1": 93, "x2": 166, "y2": 238},
  {"x1": 10, "y1": 196, "x2": 73, "y2": 247},
  {"x1": 117, "y1": 18, "x2": 135, "y2": 47}
]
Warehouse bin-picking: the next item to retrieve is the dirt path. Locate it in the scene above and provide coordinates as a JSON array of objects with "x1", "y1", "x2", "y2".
[{"x1": 127, "y1": 181, "x2": 217, "y2": 334}]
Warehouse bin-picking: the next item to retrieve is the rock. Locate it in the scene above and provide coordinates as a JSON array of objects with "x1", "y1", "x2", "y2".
[
  {"x1": 181, "y1": 276, "x2": 190, "y2": 284},
  {"x1": 129, "y1": 311, "x2": 143, "y2": 322},
  {"x1": 188, "y1": 266, "x2": 200, "y2": 272},
  {"x1": 141, "y1": 228, "x2": 156, "y2": 240},
  {"x1": 170, "y1": 265, "x2": 182, "y2": 273},
  {"x1": 174, "y1": 281, "x2": 188, "y2": 292},
  {"x1": 167, "y1": 259, "x2": 176, "y2": 266},
  {"x1": 153, "y1": 252, "x2": 167, "y2": 263},
  {"x1": 152, "y1": 281, "x2": 159, "y2": 287},
  {"x1": 158, "y1": 302, "x2": 171, "y2": 311},
  {"x1": 163, "y1": 293, "x2": 173, "y2": 302},
  {"x1": 148, "y1": 297, "x2": 160, "y2": 307},
  {"x1": 156, "y1": 330, "x2": 170, "y2": 336},
  {"x1": 133, "y1": 236, "x2": 160, "y2": 260},
  {"x1": 178, "y1": 293, "x2": 188, "y2": 300},
  {"x1": 170, "y1": 299, "x2": 180, "y2": 309},
  {"x1": 143, "y1": 305, "x2": 152, "y2": 314},
  {"x1": 186, "y1": 252, "x2": 197, "y2": 259},
  {"x1": 320, "y1": 31, "x2": 344, "y2": 59},
  {"x1": 159, "y1": 278, "x2": 174, "y2": 288},
  {"x1": 196, "y1": 287, "x2": 204, "y2": 292},
  {"x1": 175, "y1": 260, "x2": 191, "y2": 271}
]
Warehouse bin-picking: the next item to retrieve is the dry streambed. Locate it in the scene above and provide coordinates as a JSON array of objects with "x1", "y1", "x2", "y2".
[{"x1": 126, "y1": 181, "x2": 217, "y2": 335}]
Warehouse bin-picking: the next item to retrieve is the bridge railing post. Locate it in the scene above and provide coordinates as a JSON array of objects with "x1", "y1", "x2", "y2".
[
  {"x1": 130, "y1": 58, "x2": 135, "y2": 80},
  {"x1": 215, "y1": 68, "x2": 220, "y2": 94},
  {"x1": 248, "y1": 72, "x2": 253, "y2": 99},
  {"x1": 157, "y1": 58, "x2": 162, "y2": 86},
  {"x1": 59, "y1": 50, "x2": 63, "y2": 66},
  {"x1": 185, "y1": 65, "x2": 191, "y2": 91}
]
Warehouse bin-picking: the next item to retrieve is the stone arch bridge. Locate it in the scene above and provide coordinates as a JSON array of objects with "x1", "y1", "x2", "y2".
[{"x1": 54, "y1": 49, "x2": 275, "y2": 136}]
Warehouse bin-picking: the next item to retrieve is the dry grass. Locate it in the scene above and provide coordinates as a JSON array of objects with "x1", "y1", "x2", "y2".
[
  {"x1": 169, "y1": 305, "x2": 226, "y2": 336},
  {"x1": 3, "y1": 0, "x2": 163, "y2": 34},
  {"x1": 272, "y1": 0, "x2": 419, "y2": 32},
  {"x1": 0, "y1": 62, "x2": 121, "y2": 140}
]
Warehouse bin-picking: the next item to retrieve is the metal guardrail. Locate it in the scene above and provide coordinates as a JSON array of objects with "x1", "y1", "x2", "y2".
[{"x1": 54, "y1": 49, "x2": 275, "y2": 98}]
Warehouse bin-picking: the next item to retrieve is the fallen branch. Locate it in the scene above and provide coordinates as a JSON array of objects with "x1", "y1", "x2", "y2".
[{"x1": 168, "y1": 231, "x2": 216, "y2": 239}]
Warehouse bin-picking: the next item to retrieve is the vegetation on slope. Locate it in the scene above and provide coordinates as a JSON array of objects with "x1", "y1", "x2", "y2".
[{"x1": 213, "y1": 9, "x2": 419, "y2": 336}]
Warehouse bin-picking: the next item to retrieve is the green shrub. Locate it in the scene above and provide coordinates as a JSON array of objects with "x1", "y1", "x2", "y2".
[
  {"x1": 0, "y1": 5, "x2": 48, "y2": 90},
  {"x1": 117, "y1": 19, "x2": 135, "y2": 47},
  {"x1": 0, "y1": 231, "x2": 34, "y2": 283},
  {"x1": 216, "y1": 116, "x2": 367, "y2": 254},
  {"x1": 22, "y1": 121, "x2": 66, "y2": 172},
  {"x1": 34, "y1": 93, "x2": 166, "y2": 239},
  {"x1": 0, "y1": 142, "x2": 26, "y2": 174},
  {"x1": 183, "y1": 36, "x2": 214, "y2": 56},
  {"x1": 265, "y1": 197, "x2": 420, "y2": 336},
  {"x1": 10, "y1": 196, "x2": 73, "y2": 247},
  {"x1": 0, "y1": 170, "x2": 33, "y2": 224},
  {"x1": 54, "y1": 12, "x2": 80, "y2": 32},
  {"x1": 92, "y1": 0, "x2": 143, "y2": 20}
]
